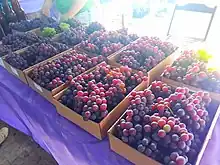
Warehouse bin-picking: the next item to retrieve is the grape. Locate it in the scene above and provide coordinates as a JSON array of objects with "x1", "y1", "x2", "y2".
[
  {"x1": 149, "y1": 142, "x2": 157, "y2": 151},
  {"x1": 142, "y1": 138, "x2": 150, "y2": 146},
  {"x1": 144, "y1": 148, "x2": 152, "y2": 156},
  {"x1": 137, "y1": 144, "x2": 145, "y2": 153}
]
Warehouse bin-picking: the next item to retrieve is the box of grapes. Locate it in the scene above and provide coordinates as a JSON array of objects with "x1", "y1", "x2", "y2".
[
  {"x1": 0, "y1": 47, "x2": 26, "y2": 69},
  {"x1": 161, "y1": 50, "x2": 220, "y2": 102},
  {"x1": 108, "y1": 81, "x2": 220, "y2": 165},
  {"x1": 2, "y1": 41, "x2": 70, "y2": 84},
  {"x1": 108, "y1": 36, "x2": 179, "y2": 84},
  {"x1": 0, "y1": 31, "x2": 54, "y2": 69},
  {"x1": 53, "y1": 62, "x2": 149, "y2": 140},
  {"x1": 25, "y1": 49, "x2": 105, "y2": 103},
  {"x1": 2, "y1": 47, "x2": 34, "y2": 84},
  {"x1": 74, "y1": 28, "x2": 139, "y2": 59}
]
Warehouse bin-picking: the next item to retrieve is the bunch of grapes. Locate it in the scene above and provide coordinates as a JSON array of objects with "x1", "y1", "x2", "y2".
[
  {"x1": 29, "y1": 50, "x2": 104, "y2": 90},
  {"x1": 116, "y1": 36, "x2": 176, "y2": 72},
  {"x1": 4, "y1": 51, "x2": 28, "y2": 69},
  {"x1": 9, "y1": 16, "x2": 56, "y2": 32},
  {"x1": 0, "y1": 45, "x2": 11, "y2": 57},
  {"x1": 9, "y1": 18, "x2": 41, "y2": 32},
  {"x1": 79, "y1": 29, "x2": 138, "y2": 57},
  {"x1": 5, "y1": 41, "x2": 69, "y2": 70},
  {"x1": 64, "y1": 18, "x2": 83, "y2": 28},
  {"x1": 59, "y1": 26, "x2": 88, "y2": 46},
  {"x1": 86, "y1": 22, "x2": 105, "y2": 35},
  {"x1": 0, "y1": 32, "x2": 49, "y2": 56},
  {"x1": 163, "y1": 50, "x2": 220, "y2": 93},
  {"x1": 143, "y1": 114, "x2": 193, "y2": 151},
  {"x1": 150, "y1": 81, "x2": 211, "y2": 133},
  {"x1": 58, "y1": 63, "x2": 148, "y2": 122},
  {"x1": 115, "y1": 81, "x2": 211, "y2": 165}
]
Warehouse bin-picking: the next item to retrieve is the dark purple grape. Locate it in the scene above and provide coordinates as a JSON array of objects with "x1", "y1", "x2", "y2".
[
  {"x1": 137, "y1": 144, "x2": 146, "y2": 153},
  {"x1": 144, "y1": 148, "x2": 152, "y2": 156}
]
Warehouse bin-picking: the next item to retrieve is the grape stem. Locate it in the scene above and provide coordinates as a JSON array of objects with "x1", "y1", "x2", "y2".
[{"x1": 165, "y1": 105, "x2": 175, "y2": 116}]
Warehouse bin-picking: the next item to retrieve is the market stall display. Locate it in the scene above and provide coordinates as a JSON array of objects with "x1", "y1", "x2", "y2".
[
  {"x1": 1, "y1": 67, "x2": 220, "y2": 165},
  {"x1": 108, "y1": 81, "x2": 220, "y2": 165},
  {"x1": 0, "y1": 13, "x2": 219, "y2": 165}
]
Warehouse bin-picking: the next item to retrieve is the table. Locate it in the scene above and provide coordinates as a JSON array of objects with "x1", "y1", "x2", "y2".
[{"x1": 0, "y1": 66, "x2": 219, "y2": 165}]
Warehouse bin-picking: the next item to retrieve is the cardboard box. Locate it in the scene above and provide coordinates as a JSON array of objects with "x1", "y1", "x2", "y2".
[
  {"x1": 108, "y1": 47, "x2": 180, "y2": 84},
  {"x1": 2, "y1": 48, "x2": 33, "y2": 84},
  {"x1": 29, "y1": 28, "x2": 41, "y2": 36},
  {"x1": 11, "y1": 27, "x2": 41, "y2": 34},
  {"x1": 0, "y1": 55, "x2": 6, "y2": 68},
  {"x1": 108, "y1": 85, "x2": 220, "y2": 165},
  {"x1": 53, "y1": 63, "x2": 149, "y2": 140}
]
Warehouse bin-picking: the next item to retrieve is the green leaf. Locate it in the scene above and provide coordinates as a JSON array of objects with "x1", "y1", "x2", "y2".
[
  {"x1": 42, "y1": 27, "x2": 57, "y2": 37},
  {"x1": 197, "y1": 49, "x2": 213, "y2": 62},
  {"x1": 59, "y1": 23, "x2": 70, "y2": 32}
]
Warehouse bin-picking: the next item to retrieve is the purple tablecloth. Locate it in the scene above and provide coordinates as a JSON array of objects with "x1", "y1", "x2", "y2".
[{"x1": 0, "y1": 66, "x2": 219, "y2": 165}]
